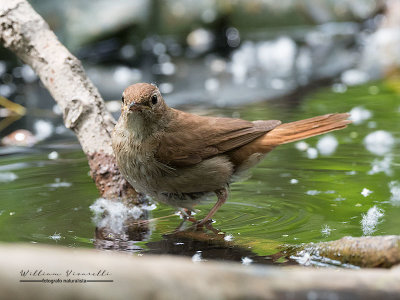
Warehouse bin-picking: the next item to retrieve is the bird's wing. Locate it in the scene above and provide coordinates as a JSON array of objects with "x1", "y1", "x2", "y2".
[{"x1": 156, "y1": 109, "x2": 281, "y2": 167}]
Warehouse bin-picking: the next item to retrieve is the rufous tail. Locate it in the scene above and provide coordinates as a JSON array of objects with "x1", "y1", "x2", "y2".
[
  {"x1": 229, "y1": 113, "x2": 351, "y2": 167},
  {"x1": 264, "y1": 113, "x2": 351, "y2": 146}
]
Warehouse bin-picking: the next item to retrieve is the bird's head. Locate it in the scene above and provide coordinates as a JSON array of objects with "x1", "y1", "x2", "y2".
[
  {"x1": 121, "y1": 83, "x2": 166, "y2": 118},
  {"x1": 119, "y1": 83, "x2": 169, "y2": 136}
]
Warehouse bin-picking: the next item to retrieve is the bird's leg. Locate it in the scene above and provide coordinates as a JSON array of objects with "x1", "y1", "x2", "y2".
[
  {"x1": 181, "y1": 208, "x2": 197, "y2": 223},
  {"x1": 197, "y1": 187, "x2": 228, "y2": 227},
  {"x1": 174, "y1": 208, "x2": 197, "y2": 232}
]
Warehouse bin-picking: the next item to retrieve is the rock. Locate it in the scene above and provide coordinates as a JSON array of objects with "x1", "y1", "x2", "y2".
[{"x1": 1, "y1": 129, "x2": 37, "y2": 147}]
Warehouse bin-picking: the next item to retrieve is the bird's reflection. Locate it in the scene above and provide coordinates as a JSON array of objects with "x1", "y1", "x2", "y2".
[{"x1": 93, "y1": 209, "x2": 295, "y2": 266}]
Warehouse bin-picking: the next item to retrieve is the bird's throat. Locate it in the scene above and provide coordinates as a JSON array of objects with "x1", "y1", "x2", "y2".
[{"x1": 124, "y1": 112, "x2": 161, "y2": 141}]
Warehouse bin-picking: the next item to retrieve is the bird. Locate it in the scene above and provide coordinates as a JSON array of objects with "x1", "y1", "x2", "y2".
[{"x1": 112, "y1": 83, "x2": 351, "y2": 227}]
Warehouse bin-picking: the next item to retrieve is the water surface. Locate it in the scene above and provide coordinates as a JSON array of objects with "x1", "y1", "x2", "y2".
[{"x1": 1, "y1": 82, "x2": 399, "y2": 265}]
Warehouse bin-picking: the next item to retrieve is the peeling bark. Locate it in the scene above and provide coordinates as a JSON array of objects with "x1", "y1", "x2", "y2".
[
  {"x1": 0, "y1": 0, "x2": 141, "y2": 202},
  {"x1": 88, "y1": 152, "x2": 141, "y2": 201}
]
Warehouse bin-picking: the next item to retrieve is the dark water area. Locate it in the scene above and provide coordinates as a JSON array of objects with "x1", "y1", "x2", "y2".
[{"x1": 0, "y1": 81, "x2": 399, "y2": 267}]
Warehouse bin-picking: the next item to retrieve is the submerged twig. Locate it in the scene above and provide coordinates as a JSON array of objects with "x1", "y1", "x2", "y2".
[{"x1": 290, "y1": 235, "x2": 400, "y2": 268}]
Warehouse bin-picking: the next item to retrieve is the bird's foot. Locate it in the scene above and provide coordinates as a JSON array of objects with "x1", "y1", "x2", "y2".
[
  {"x1": 194, "y1": 218, "x2": 213, "y2": 231},
  {"x1": 173, "y1": 209, "x2": 198, "y2": 232}
]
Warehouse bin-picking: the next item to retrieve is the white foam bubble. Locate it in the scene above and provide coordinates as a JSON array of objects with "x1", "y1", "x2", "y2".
[
  {"x1": 230, "y1": 41, "x2": 256, "y2": 84},
  {"x1": 113, "y1": 66, "x2": 142, "y2": 85},
  {"x1": 341, "y1": 69, "x2": 369, "y2": 86},
  {"x1": 226, "y1": 27, "x2": 240, "y2": 47},
  {"x1": 306, "y1": 190, "x2": 320, "y2": 196},
  {"x1": 120, "y1": 44, "x2": 135, "y2": 59},
  {"x1": 256, "y1": 37, "x2": 296, "y2": 77},
  {"x1": 105, "y1": 100, "x2": 121, "y2": 113},
  {"x1": 152, "y1": 42, "x2": 166, "y2": 56},
  {"x1": 224, "y1": 234, "x2": 234, "y2": 242},
  {"x1": 290, "y1": 179, "x2": 299, "y2": 184},
  {"x1": 241, "y1": 257, "x2": 253, "y2": 265},
  {"x1": 361, "y1": 206, "x2": 384, "y2": 235},
  {"x1": 34, "y1": 120, "x2": 53, "y2": 142},
  {"x1": 0, "y1": 84, "x2": 13, "y2": 97},
  {"x1": 389, "y1": 181, "x2": 400, "y2": 206},
  {"x1": 90, "y1": 198, "x2": 144, "y2": 234},
  {"x1": 210, "y1": 58, "x2": 227, "y2": 73},
  {"x1": 295, "y1": 251, "x2": 311, "y2": 266},
  {"x1": 48, "y1": 151, "x2": 59, "y2": 160},
  {"x1": 332, "y1": 83, "x2": 347, "y2": 93},
  {"x1": 204, "y1": 78, "x2": 219, "y2": 92},
  {"x1": 321, "y1": 224, "x2": 332, "y2": 236},
  {"x1": 349, "y1": 106, "x2": 372, "y2": 125},
  {"x1": 201, "y1": 8, "x2": 217, "y2": 23},
  {"x1": 270, "y1": 78, "x2": 285, "y2": 90},
  {"x1": 368, "y1": 155, "x2": 393, "y2": 176},
  {"x1": 159, "y1": 82, "x2": 174, "y2": 94},
  {"x1": 296, "y1": 47, "x2": 312, "y2": 78},
  {"x1": 295, "y1": 141, "x2": 309, "y2": 151},
  {"x1": 307, "y1": 147, "x2": 318, "y2": 159},
  {"x1": 361, "y1": 188, "x2": 372, "y2": 197},
  {"x1": 187, "y1": 28, "x2": 214, "y2": 53},
  {"x1": 0, "y1": 172, "x2": 18, "y2": 183},
  {"x1": 363, "y1": 130, "x2": 394, "y2": 156},
  {"x1": 52, "y1": 104, "x2": 62, "y2": 115},
  {"x1": 49, "y1": 232, "x2": 62, "y2": 241},
  {"x1": 46, "y1": 178, "x2": 71, "y2": 188},
  {"x1": 21, "y1": 65, "x2": 37, "y2": 83},
  {"x1": 192, "y1": 251, "x2": 203, "y2": 263},
  {"x1": 316, "y1": 135, "x2": 338, "y2": 156},
  {"x1": 158, "y1": 62, "x2": 176, "y2": 75}
]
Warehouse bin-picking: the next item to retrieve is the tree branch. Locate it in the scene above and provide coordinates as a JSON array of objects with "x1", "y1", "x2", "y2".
[{"x1": 0, "y1": 0, "x2": 141, "y2": 202}]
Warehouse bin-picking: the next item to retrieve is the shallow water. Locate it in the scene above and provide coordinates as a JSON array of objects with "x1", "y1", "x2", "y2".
[{"x1": 1, "y1": 82, "x2": 399, "y2": 265}]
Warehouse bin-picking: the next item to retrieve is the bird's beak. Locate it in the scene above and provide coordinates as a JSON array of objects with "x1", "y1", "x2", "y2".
[{"x1": 128, "y1": 101, "x2": 147, "y2": 112}]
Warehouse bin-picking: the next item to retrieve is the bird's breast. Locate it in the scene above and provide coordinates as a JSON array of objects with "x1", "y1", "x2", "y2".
[{"x1": 113, "y1": 131, "x2": 163, "y2": 195}]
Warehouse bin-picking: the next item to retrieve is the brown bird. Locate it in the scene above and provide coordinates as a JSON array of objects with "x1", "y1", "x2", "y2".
[{"x1": 112, "y1": 83, "x2": 350, "y2": 226}]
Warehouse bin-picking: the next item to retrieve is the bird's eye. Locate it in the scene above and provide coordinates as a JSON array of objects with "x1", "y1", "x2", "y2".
[
  {"x1": 151, "y1": 95, "x2": 158, "y2": 105},
  {"x1": 121, "y1": 95, "x2": 125, "y2": 103}
]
